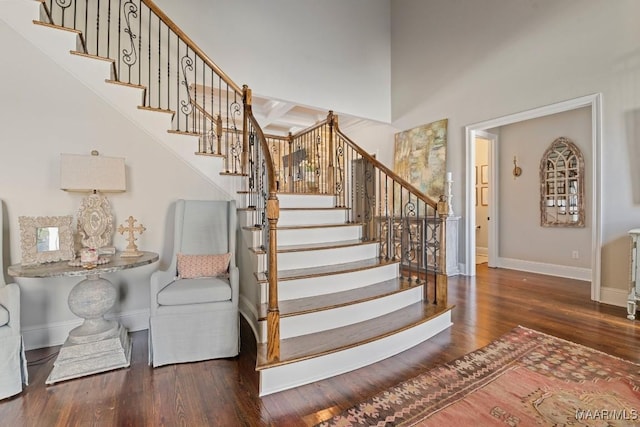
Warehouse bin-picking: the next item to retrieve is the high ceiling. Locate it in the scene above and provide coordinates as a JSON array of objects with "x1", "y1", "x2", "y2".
[
  {"x1": 251, "y1": 93, "x2": 366, "y2": 136},
  {"x1": 190, "y1": 84, "x2": 368, "y2": 136}
]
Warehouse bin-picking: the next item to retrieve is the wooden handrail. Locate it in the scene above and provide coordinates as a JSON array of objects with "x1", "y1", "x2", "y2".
[
  {"x1": 291, "y1": 113, "x2": 437, "y2": 209},
  {"x1": 332, "y1": 122, "x2": 438, "y2": 209},
  {"x1": 141, "y1": 0, "x2": 243, "y2": 96}
]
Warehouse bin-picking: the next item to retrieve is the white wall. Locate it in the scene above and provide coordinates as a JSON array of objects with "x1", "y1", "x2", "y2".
[
  {"x1": 0, "y1": 20, "x2": 227, "y2": 348},
  {"x1": 391, "y1": 0, "x2": 640, "y2": 292},
  {"x1": 153, "y1": 0, "x2": 392, "y2": 123}
]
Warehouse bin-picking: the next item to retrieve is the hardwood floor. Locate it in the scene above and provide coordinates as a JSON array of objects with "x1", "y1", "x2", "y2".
[{"x1": 1, "y1": 264, "x2": 638, "y2": 426}]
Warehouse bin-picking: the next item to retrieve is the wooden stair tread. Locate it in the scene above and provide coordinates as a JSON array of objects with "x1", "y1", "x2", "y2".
[
  {"x1": 195, "y1": 152, "x2": 225, "y2": 158},
  {"x1": 220, "y1": 172, "x2": 248, "y2": 177},
  {"x1": 277, "y1": 192, "x2": 336, "y2": 196},
  {"x1": 167, "y1": 129, "x2": 200, "y2": 137},
  {"x1": 277, "y1": 222, "x2": 362, "y2": 230},
  {"x1": 33, "y1": 20, "x2": 81, "y2": 34},
  {"x1": 70, "y1": 50, "x2": 114, "y2": 63},
  {"x1": 251, "y1": 239, "x2": 373, "y2": 255},
  {"x1": 256, "y1": 301, "x2": 453, "y2": 369},
  {"x1": 105, "y1": 79, "x2": 146, "y2": 90},
  {"x1": 280, "y1": 207, "x2": 349, "y2": 211},
  {"x1": 258, "y1": 277, "x2": 421, "y2": 320},
  {"x1": 256, "y1": 258, "x2": 397, "y2": 282},
  {"x1": 277, "y1": 238, "x2": 376, "y2": 253},
  {"x1": 138, "y1": 105, "x2": 175, "y2": 115}
]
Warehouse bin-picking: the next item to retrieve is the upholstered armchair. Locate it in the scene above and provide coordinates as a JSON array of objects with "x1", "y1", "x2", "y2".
[
  {"x1": 149, "y1": 200, "x2": 239, "y2": 367},
  {"x1": 0, "y1": 201, "x2": 27, "y2": 400}
]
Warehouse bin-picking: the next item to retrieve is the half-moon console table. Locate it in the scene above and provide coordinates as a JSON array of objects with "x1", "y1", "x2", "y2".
[{"x1": 9, "y1": 251, "x2": 158, "y2": 384}]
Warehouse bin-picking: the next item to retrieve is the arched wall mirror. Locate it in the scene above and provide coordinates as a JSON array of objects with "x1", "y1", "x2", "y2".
[{"x1": 540, "y1": 137, "x2": 585, "y2": 227}]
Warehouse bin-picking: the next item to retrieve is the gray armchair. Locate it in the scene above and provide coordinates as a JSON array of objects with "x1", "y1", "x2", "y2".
[
  {"x1": 0, "y1": 200, "x2": 27, "y2": 399},
  {"x1": 149, "y1": 200, "x2": 239, "y2": 367}
]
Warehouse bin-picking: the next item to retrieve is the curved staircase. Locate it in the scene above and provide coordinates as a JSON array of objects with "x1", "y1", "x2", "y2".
[
  {"x1": 2, "y1": 0, "x2": 454, "y2": 396},
  {"x1": 242, "y1": 194, "x2": 452, "y2": 395}
]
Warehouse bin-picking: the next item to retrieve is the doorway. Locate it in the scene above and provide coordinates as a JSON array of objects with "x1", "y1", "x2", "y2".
[
  {"x1": 474, "y1": 132, "x2": 495, "y2": 266},
  {"x1": 464, "y1": 94, "x2": 602, "y2": 301}
]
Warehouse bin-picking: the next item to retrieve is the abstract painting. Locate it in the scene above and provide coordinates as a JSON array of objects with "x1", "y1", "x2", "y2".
[{"x1": 393, "y1": 118, "x2": 448, "y2": 202}]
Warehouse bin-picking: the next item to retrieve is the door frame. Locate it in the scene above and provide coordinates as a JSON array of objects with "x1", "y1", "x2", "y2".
[
  {"x1": 474, "y1": 130, "x2": 498, "y2": 267},
  {"x1": 464, "y1": 93, "x2": 602, "y2": 301}
]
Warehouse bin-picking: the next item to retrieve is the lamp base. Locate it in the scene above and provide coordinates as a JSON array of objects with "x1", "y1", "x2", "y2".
[{"x1": 77, "y1": 192, "x2": 115, "y2": 250}]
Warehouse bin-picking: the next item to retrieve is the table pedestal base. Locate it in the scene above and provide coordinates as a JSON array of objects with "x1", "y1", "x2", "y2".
[{"x1": 46, "y1": 324, "x2": 131, "y2": 385}]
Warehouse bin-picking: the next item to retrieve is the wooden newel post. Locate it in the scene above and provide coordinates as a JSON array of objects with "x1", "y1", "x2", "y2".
[
  {"x1": 266, "y1": 195, "x2": 281, "y2": 362},
  {"x1": 242, "y1": 85, "x2": 251, "y2": 174},
  {"x1": 435, "y1": 195, "x2": 448, "y2": 305}
]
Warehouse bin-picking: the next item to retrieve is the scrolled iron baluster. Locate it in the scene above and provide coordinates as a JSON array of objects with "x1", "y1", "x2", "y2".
[
  {"x1": 179, "y1": 55, "x2": 194, "y2": 116},
  {"x1": 248, "y1": 131, "x2": 256, "y2": 195},
  {"x1": 404, "y1": 201, "x2": 416, "y2": 217},
  {"x1": 205, "y1": 128, "x2": 217, "y2": 154},
  {"x1": 228, "y1": 101, "x2": 242, "y2": 173},
  {"x1": 335, "y1": 144, "x2": 344, "y2": 196},
  {"x1": 53, "y1": 0, "x2": 72, "y2": 27},
  {"x1": 122, "y1": 1, "x2": 139, "y2": 69},
  {"x1": 363, "y1": 165, "x2": 374, "y2": 240}
]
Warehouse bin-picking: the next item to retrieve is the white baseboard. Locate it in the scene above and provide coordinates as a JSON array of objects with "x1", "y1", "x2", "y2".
[
  {"x1": 22, "y1": 309, "x2": 150, "y2": 351},
  {"x1": 476, "y1": 246, "x2": 488, "y2": 256},
  {"x1": 497, "y1": 257, "x2": 591, "y2": 282}
]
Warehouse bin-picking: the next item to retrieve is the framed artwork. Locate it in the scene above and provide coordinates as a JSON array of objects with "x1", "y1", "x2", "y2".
[
  {"x1": 18, "y1": 215, "x2": 75, "y2": 266},
  {"x1": 393, "y1": 119, "x2": 448, "y2": 203}
]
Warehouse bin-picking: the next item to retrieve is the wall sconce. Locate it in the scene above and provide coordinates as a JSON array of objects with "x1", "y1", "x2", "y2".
[
  {"x1": 513, "y1": 156, "x2": 522, "y2": 178},
  {"x1": 60, "y1": 150, "x2": 126, "y2": 251}
]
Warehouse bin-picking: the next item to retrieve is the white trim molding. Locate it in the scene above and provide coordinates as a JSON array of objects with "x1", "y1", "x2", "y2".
[{"x1": 497, "y1": 257, "x2": 591, "y2": 282}]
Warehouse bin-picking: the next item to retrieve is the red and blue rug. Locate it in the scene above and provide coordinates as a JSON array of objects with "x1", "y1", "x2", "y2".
[{"x1": 316, "y1": 326, "x2": 640, "y2": 426}]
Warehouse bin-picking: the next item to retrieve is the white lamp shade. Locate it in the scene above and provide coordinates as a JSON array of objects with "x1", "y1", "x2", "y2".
[{"x1": 60, "y1": 153, "x2": 126, "y2": 192}]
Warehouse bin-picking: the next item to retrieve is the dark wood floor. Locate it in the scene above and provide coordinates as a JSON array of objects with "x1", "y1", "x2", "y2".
[{"x1": 1, "y1": 264, "x2": 638, "y2": 426}]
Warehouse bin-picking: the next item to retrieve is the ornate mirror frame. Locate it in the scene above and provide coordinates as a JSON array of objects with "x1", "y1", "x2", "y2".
[
  {"x1": 18, "y1": 215, "x2": 75, "y2": 266},
  {"x1": 539, "y1": 137, "x2": 585, "y2": 227}
]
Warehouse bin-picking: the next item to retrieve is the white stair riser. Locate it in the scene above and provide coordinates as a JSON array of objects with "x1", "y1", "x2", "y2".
[
  {"x1": 278, "y1": 209, "x2": 347, "y2": 226},
  {"x1": 258, "y1": 310, "x2": 453, "y2": 396},
  {"x1": 278, "y1": 243, "x2": 377, "y2": 270},
  {"x1": 259, "y1": 286, "x2": 423, "y2": 340},
  {"x1": 241, "y1": 228, "x2": 262, "y2": 250},
  {"x1": 277, "y1": 225, "x2": 361, "y2": 246},
  {"x1": 238, "y1": 210, "x2": 261, "y2": 228},
  {"x1": 278, "y1": 194, "x2": 336, "y2": 209},
  {"x1": 258, "y1": 263, "x2": 399, "y2": 304}
]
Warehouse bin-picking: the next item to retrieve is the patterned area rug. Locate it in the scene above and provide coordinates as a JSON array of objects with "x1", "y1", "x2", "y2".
[{"x1": 316, "y1": 326, "x2": 640, "y2": 426}]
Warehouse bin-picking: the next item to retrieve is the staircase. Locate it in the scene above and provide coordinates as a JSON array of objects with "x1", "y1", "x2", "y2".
[
  {"x1": 241, "y1": 194, "x2": 452, "y2": 395},
  {"x1": 2, "y1": 0, "x2": 453, "y2": 396}
]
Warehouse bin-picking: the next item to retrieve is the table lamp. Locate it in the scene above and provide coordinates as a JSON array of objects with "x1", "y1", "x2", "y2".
[{"x1": 60, "y1": 151, "x2": 126, "y2": 251}]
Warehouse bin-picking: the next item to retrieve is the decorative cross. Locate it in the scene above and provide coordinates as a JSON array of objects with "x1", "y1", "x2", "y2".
[{"x1": 117, "y1": 216, "x2": 146, "y2": 258}]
